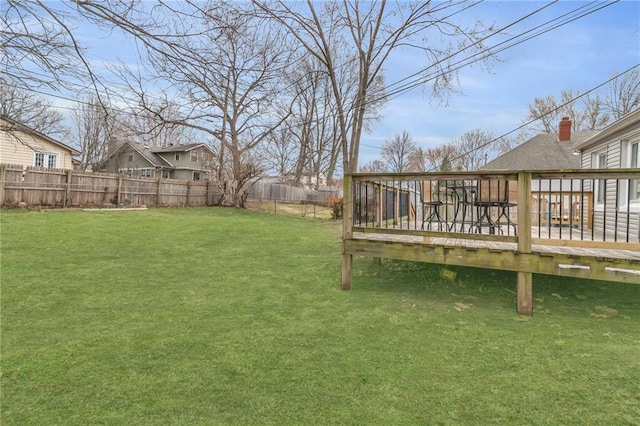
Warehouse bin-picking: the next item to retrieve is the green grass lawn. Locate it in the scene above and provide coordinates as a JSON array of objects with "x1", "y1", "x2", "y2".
[{"x1": 1, "y1": 207, "x2": 639, "y2": 425}]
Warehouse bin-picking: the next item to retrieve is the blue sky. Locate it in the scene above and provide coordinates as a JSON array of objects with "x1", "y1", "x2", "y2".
[
  {"x1": 359, "y1": 0, "x2": 640, "y2": 164},
  {"x1": 38, "y1": 1, "x2": 640, "y2": 165}
]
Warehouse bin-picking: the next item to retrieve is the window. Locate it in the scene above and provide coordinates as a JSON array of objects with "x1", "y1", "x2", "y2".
[
  {"x1": 34, "y1": 152, "x2": 58, "y2": 169},
  {"x1": 190, "y1": 150, "x2": 198, "y2": 162},
  {"x1": 630, "y1": 141, "x2": 639, "y2": 202},
  {"x1": 595, "y1": 151, "x2": 607, "y2": 204},
  {"x1": 193, "y1": 171, "x2": 201, "y2": 181},
  {"x1": 162, "y1": 169, "x2": 170, "y2": 179},
  {"x1": 175, "y1": 153, "x2": 181, "y2": 161},
  {"x1": 140, "y1": 168, "x2": 153, "y2": 178},
  {"x1": 128, "y1": 153, "x2": 134, "y2": 162}
]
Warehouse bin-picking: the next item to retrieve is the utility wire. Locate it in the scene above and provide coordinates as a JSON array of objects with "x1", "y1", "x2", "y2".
[
  {"x1": 374, "y1": 0, "x2": 617, "y2": 106},
  {"x1": 383, "y1": 0, "x2": 559, "y2": 93},
  {"x1": 425, "y1": 63, "x2": 640, "y2": 172},
  {"x1": 8, "y1": 0, "x2": 626, "y2": 163}
]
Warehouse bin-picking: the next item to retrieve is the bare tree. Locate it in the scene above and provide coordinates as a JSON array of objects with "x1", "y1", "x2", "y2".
[
  {"x1": 450, "y1": 129, "x2": 499, "y2": 171},
  {"x1": 359, "y1": 159, "x2": 387, "y2": 173},
  {"x1": 262, "y1": 126, "x2": 298, "y2": 179},
  {"x1": 2, "y1": 1, "x2": 84, "y2": 90},
  {"x1": 71, "y1": 97, "x2": 113, "y2": 171},
  {"x1": 380, "y1": 131, "x2": 417, "y2": 173},
  {"x1": 525, "y1": 95, "x2": 561, "y2": 134},
  {"x1": 0, "y1": 80, "x2": 69, "y2": 139},
  {"x1": 604, "y1": 68, "x2": 640, "y2": 119},
  {"x1": 524, "y1": 87, "x2": 620, "y2": 136},
  {"x1": 104, "y1": 2, "x2": 293, "y2": 207},
  {"x1": 254, "y1": 0, "x2": 493, "y2": 173},
  {"x1": 409, "y1": 144, "x2": 459, "y2": 172},
  {"x1": 118, "y1": 101, "x2": 199, "y2": 148}
]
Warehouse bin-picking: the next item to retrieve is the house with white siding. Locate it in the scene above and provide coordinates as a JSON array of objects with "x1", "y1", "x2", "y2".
[
  {"x1": 0, "y1": 116, "x2": 80, "y2": 170},
  {"x1": 572, "y1": 108, "x2": 640, "y2": 241}
]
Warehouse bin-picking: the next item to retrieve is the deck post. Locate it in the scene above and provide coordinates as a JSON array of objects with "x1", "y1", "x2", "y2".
[
  {"x1": 342, "y1": 174, "x2": 354, "y2": 290},
  {"x1": 517, "y1": 171, "x2": 533, "y2": 315}
]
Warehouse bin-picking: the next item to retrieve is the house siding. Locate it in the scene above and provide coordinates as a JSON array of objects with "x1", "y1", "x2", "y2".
[
  {"x1": 157, "y1": 147, "x2": 210, "y2": 170},
  {"x1": 155, "y1": 147, "x2": 212, "y2": 181},
  {"x1": 579, "y1": 119, "x2": 640, "y2": 242},
  {"x1": 0, "y1": 123, "x2": 75, "y2": 170},
  {"x1": 101, "y1": 143, "x2": 214, "y2": 180},
  {"x1": 101, "y1": 144, "x2": 172, "y2": 178}
]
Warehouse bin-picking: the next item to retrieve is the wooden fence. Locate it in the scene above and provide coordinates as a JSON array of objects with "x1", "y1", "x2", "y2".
[
  {"x1": 248, "y1": 180, "x2": 339, "y2": 206},
  {"x1": 0, "y1": 164, "x2": 339, "y2": 208}
]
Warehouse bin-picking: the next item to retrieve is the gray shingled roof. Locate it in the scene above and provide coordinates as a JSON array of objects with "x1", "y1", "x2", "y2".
[
  {"x1": 480, "y1": 130, "x2": 598, "y2": 171},
  {"x1": 137, "y1": 145, "x2": 173, "y2": 167},
  {"x1": 110, "y1": 141, "x2": 172, "y2": 167}
]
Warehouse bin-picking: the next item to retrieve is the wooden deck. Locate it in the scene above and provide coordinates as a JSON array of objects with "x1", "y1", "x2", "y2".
[
  {"x1": 341, "y1": 170, "x2": 640, "y2": 316},
  {"x1": 352, "y1": 230, "x2": 640, "y2": 262}
]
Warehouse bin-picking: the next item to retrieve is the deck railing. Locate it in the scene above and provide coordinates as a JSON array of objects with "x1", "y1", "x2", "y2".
[
  {"x1": 341, "y1": 169, "x2": 640, "y2": 315},
  {"x1": 347, "y1": 169, "x2": 640, "y2": 245}
]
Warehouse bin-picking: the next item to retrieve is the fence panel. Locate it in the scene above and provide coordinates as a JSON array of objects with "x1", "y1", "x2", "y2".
[
  {"x1": 247, "y1": 181, "x2": 340, "y2": 205},
  {"x1": 70, "y1": 172, "x2": 119, "y2": 206},
  {"x1": 158, "y1": 179, "x2": 188, "y2": 205},
  {"x1": 23, "y1": 167, "x2": 67, "y2": 206},
  {"x1": 2, "y1": 165, "x2": 25, "y2": 205},
  {"x1": 1, "y1": 164, "x2": 340, "y2": 208},
  {"x1": 187, "y1": 182, "x2": 208, "y2": 206},
  {"x1": 121, "y1": 177, "x2": 158, "y2": 206}
]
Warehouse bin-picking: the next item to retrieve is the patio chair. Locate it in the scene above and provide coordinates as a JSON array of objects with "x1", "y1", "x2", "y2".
[
  {"x1": 420, "y1": 180, "x2": 447, "y2": 231},
  {"x1": 472, "y1": 179, "x2": 518, "y2": 235}
]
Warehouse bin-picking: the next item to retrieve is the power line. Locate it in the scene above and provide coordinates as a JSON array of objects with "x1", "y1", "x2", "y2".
[
  {"x1": 374, "y1": 0, "x2": 617, "y2": 106},
  {"x1": 7, "y1": 0, "x2": 628, "y2": 166},
  {"x1": 16, "y1": 1, "x2": 597, "y2": 120},
  {"x1": 383, "y1": 0, "x2": 559, "y2": 93},
  {"x1": 425, "y1": 63, "x2": 640, "y2": 172}
]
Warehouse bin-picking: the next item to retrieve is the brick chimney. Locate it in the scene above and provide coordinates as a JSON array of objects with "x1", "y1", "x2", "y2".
[{"x1": 558, "y1": 116, "x2": 572, "y2": 142}]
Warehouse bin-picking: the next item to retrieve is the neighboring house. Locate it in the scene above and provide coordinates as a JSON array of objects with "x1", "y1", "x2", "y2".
[
  {"x1": 300, "y1": 172, "x2": 328, "y2": 189},
  {"x1": 480, "y1": 117, "x2": 598, "y2": 228},
  {"x1": 0, "y1": 115, "x2": 80, "y2": 170},
  {"x1": 481, "y1": 117, "x2": 598, "y2": 191},
  {"x1": 572, "y1": 108, "x2": 640, "y2": 239},
  {"x1": 101, "y1": 141, "x2": 216, "y2": 181}
]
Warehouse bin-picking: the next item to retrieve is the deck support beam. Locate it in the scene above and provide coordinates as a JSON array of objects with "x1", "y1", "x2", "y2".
[{"x1": 516, "y1": 172, "x2": 533, "y2": 315}]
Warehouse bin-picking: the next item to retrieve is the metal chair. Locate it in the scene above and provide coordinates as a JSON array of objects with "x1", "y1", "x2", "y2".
[
  {"x1": 420, "y1": 180, "x2": 447, "y2": 231},
  {"x1": 471, "y1": 179, "x2": 517, "y2": 235}
]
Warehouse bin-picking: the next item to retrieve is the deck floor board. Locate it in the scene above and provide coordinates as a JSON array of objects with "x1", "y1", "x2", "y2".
[{"x1": 353, "y1": 226, "x2": 640, "y2": 262}]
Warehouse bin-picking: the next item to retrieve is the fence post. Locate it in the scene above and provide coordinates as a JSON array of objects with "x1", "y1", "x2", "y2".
[
  {"x1": 516, "y1": 171, "x2": 533, "y2": 316},
  {"x1": 117, "y1": 175, "x2": 123, "y2": 205},
  {"x1": 156, "y1": 177, "x2": 162, "y2": 206},
  {"x1": 0, "y1": 164, "x2": 5, "y2": 207},
  {"x1": 342, "y1": 174, "x2": 353, "y2": 290},
  {"x1": 186, "y1": 181, "x2": 191, "y2": 206},
  {"x1": 206, "y1": 179, "x2": 211, "y2": 206},
  {"x1": 63, "y1": 169, "x2": 73, "y2": 208}
]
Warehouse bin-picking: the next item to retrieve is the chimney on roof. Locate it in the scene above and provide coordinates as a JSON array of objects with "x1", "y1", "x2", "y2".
[
  {"x1": 107, "y1": 137, "x2": 119, "y2": 154},
  {"x1": 558, "y1": 116, "x2": 572, "y2": 142}
]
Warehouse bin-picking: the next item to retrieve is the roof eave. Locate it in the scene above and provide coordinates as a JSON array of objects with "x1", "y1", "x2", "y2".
[{"x1": 572, "y1": 108, "x2": 640, "y2": 151}]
